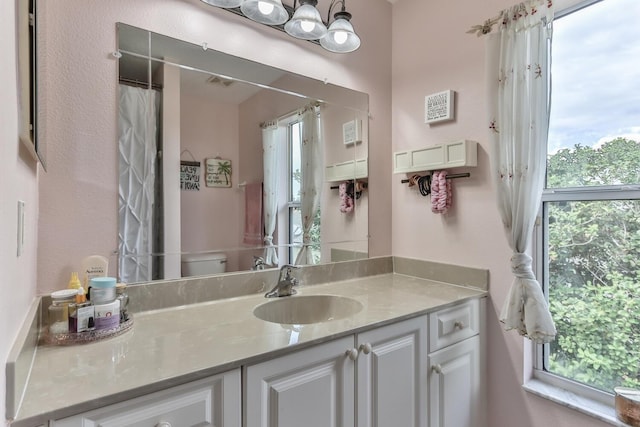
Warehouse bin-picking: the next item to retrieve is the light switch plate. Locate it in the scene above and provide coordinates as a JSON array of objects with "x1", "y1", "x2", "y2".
[{"x1": 17, "y1": 201, "x2": 25, "y2": 257}]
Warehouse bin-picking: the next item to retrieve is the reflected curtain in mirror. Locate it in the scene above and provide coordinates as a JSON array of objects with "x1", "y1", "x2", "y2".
[
  {"x1": 262, "y1": 122, "x2": 280, "y2": 266},
  {"x1": 295, "y1": 105, "x2": 323, "y2": 265}
]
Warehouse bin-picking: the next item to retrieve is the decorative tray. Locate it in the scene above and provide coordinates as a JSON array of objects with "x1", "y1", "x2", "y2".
[{"x1": 44, "y1": 316, "x2": 133, "y2": 346}]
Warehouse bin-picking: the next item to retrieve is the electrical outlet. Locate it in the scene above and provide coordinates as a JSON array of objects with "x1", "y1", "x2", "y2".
[{"x1": 17, "y1": 201, "x2": 25, "y2": 257}]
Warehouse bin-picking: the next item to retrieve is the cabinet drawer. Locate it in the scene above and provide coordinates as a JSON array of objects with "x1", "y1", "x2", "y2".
[
  {"x1": 52, "y1": 370, "x2": 240, "y2": 427},
  {"x1": 429, "y1": 299, "x2": 479, "y2": 352}
]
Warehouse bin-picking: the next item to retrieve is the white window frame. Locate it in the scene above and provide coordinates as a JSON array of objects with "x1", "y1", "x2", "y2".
[
  {"x1": 275, "y1": 114, "x2": 303, "y2": 265},
  {"x1": 531, "y1": 0, "x2": 640, "y2": 419},
  {"x1": 534, "y1": 187, "x2": 640, "y2": 406},
  {"x1": 287, "y1": 120, "x2": 302, "y2": 264}
]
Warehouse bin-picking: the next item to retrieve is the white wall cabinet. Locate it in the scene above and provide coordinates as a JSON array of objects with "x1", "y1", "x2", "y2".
[
  {"x1": 51, "y1": 369, "x2": 241, "y2": 427},
  {"x1": 427, "y1": 299, "x2": 484, "y2": 427},
  {"x1": 393, "y1": 140, "x2": 477, "y2": 174},
  {"x1": 244, "y1": 316, "x2": 428, "y2": 427}
]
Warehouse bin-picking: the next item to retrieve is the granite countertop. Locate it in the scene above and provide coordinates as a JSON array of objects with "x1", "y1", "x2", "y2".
[{"x1": 13, "y1": 272, "x2": 486, "y2": 425}]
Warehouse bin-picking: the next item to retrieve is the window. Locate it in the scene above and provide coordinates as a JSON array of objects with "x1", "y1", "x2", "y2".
[{"x1": 537, "y1": 0, "x2": 640, "y2": 404}]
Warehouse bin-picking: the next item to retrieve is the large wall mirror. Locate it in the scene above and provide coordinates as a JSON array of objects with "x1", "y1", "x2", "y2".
[{"x1": 117, "y1": 23, "x2": 369, "y2": 284}]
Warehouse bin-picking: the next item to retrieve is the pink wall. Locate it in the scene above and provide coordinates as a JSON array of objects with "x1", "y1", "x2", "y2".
[
  {"x1": 180, "y1": 91, "x2": 242, "y2": 271},
  {"x1": 37, "y1": 0, "x2": 392, "y2": 294},
  {"x1": 391, "y1": 0, "x2": 608, "y2": 426},
  {"x1": 0, "y1": 0, "x2": 40, "y2": 420}
]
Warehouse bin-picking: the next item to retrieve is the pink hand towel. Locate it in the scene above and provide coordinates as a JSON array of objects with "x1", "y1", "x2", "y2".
[{"x1": 243, "y1": 182, "x2": 264, "y2": 245}]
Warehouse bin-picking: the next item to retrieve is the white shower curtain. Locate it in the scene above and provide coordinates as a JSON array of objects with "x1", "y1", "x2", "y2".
[
  {"x1": 262, "y1": 122, "x2": 280, "y2": 266},
  {"x1": 294, "y1": 106, "x2": 323, "y2": 265},
  {"x1": 118, "y1": 84, "x2": 159, "y2": 283}
]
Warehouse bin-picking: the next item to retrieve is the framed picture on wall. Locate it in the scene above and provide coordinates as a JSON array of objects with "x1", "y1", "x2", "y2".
[
  {"x1": 425, "y1": 90, "x2": 455, "y2": 124},
  {"x1": 180, "y1": 161, "x2": 201, "y2": 191},
  {"x1": 206, "y1": 158, "x2": 232, "y2": 188}
]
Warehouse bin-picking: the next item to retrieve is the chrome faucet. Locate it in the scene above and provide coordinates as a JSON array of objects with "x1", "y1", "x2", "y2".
[
  {"x1": 252, "y1": 256, "x2": 265, "y2": 271},
  {"x1": 265, "y1": 265, "x2": 300, "y2": 298}
]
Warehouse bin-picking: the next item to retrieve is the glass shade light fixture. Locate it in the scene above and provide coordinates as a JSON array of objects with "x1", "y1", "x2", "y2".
[
  {"x1": 320, "y1": 7, "x2": 360, "y2": 53},
  {"x1": 201, "y1": 0, "x2": 243, "y2": 9},
  {"x1": 240, "y1": 0, "x2": 289, "y2": 25},
  {"x1": 284, "y1": 0, "x2": 327, "y2": 40},
  {"x1": 201, "y1": 0, "x2": 361, "y2": 53}
]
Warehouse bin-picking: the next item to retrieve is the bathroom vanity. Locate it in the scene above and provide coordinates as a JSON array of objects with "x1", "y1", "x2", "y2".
[{"x1": 7, "y1": 258, "x2": 487, "y2": 427}]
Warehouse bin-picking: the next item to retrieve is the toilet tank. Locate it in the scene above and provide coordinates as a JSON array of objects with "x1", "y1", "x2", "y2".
[{"x1": 181, "y1": 253, "x2": 227, "y2": 277}]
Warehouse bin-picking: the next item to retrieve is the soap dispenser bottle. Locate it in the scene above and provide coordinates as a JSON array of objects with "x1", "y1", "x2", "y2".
[{"x1": 67, "y1": 272, "x2": 81, "y2": 290}]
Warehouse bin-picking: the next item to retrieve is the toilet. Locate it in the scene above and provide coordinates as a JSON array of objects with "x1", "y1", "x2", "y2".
[{"x1": 181, "y1": 252, "x2": 227, "y2": 277}]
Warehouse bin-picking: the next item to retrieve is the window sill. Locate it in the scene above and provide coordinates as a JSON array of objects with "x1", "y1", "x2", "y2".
[{"x1": 524, "y1": 379, "x2": 627, "y2": 426}]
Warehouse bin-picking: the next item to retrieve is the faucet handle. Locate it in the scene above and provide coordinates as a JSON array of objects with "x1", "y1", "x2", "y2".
[{"x1": 279, "y1": 264, "x2": 300, "y2": 279}]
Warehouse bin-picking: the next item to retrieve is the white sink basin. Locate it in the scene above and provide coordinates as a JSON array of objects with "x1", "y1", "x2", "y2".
[{"x1": 253, "y1": 295, "x2": 364, "y2": 325}]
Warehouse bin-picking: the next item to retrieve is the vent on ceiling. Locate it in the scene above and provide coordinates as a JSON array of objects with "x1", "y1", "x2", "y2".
[{"x1": 206, "y1": 76, "x2": 235, "y2": 87}]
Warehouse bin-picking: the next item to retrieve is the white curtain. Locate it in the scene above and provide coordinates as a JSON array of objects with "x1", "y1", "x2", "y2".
[
  {"x1": 118, "y1": 84, "x2": 159, "y2": 283},
  {"x1": 262, "y1": 122, "x2": 280, "y2": 266},
  {"x1": 487, "y1": 0, "x2": 557, "y2": 343},
  {"x1": 294, "y1": 106, "x2": 323, "y2": 265}
]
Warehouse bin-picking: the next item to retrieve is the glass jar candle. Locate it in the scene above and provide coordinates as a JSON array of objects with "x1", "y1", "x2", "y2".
[{"x1": 48, "y1": 289, "x2": 77, "y2": 335}]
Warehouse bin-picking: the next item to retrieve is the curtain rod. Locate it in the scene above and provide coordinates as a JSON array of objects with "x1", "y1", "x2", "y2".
[
  {"x1": 259, "y1": 102, "x2": 322, "y2": 129},
  {"x1": 119, "y1": 77, "x2": 162, "y2": 90}
]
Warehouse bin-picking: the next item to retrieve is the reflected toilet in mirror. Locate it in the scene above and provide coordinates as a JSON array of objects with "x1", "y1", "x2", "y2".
[{"x1": 181, "y1": 253, "x2": 228, "y2": 277}]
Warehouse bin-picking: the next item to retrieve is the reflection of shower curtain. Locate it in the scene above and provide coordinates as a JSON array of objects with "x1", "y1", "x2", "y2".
[
  {"x1": 295, "y1": 106, "x2": 323, "y2": 265},
  {"x1": 118, "y1": 84, "x2": 159, "y2": 283},
  {"x1": 262, "y1": 122, "x2": 280, "y2": 266}
]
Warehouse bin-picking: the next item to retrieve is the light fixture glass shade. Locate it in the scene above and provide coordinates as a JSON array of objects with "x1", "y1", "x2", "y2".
[
  {"x1": 284, "y1": 4, "x2": 327, "y2": 40},
  {"x1": 320, "y1": 13, "x2": 360, "y2": 53},
  {"x1": 201, "y1": 0, "x2": 243, "y2": 9},
  {"x1": 240, "y1": 0, "x2": 289, "y2": 25}
]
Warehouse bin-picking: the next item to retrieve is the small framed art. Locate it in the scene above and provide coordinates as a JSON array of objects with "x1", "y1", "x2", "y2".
[
  {"x1": 342, "y1": 119, "x2": 362, "y2": 145},
  {"x1": 206, "y1": 158, "x2": 232, "y2": 188},
  {"x1": 425, "y1": 90, "x2": 455, "y2": 124}
]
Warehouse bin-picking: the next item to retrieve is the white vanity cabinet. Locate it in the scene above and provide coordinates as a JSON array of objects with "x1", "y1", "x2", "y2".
[
  {"x1": 51, "y1": 369, "x2": 241, "y2": 427},
  {"x1": 427, "y1": 298, "x2": 484, "y2": 427},
  {"x1": 244, "y1": 316, "x2": 428, "y2": 427},
  {"x1": 356, "y1": 316, "x2": 427, "y2": 427}
]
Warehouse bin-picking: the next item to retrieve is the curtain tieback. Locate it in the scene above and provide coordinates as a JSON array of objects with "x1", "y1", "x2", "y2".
[
  {"x1": 264, "y1": 236, "x2": 273, "y2": 245},
  {"x1": 510, "y1": 253, "x2": 535, "y2": 280}
]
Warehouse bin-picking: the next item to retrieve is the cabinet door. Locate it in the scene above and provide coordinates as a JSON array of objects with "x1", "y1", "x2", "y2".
[
  {"x1": 357, "y1": 316, "x2": 428, "y2": 427},
  {"x1": 428, "y1": 335, "x2": 480, "y2": 427},
  {"x1": 52, "y1": 369, "x2": 241, "y2": 427},
  {"x1": 244, "y1": 336, "x2": 355, "y2": 427}
]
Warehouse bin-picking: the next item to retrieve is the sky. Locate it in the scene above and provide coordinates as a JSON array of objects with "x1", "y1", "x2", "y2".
[{"x1": 547, "y1": 0, "x2": 640, "y2": 154}]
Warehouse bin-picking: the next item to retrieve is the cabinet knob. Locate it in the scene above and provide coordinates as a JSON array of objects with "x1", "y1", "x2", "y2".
[
  {"x1": 156, "y1": 422, "x2": 172, "y2": 427},
  {"x1": 454, "y1": 321, "x2": 465, "y2": 330},
  {"x1": 359, "y1": 343, "x2": 372, "y2": 355},
  {"x1": 346, "y1": 348, "x2": 359, "y2": 361},
  {"x1": 431, "y1": 364, "x2": 443, "y2": 374}
]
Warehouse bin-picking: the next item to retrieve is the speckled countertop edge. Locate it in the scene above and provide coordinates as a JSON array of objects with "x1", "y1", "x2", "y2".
[{"x1": 12, "y1": 272, "x2": 486, "y2": 426}]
